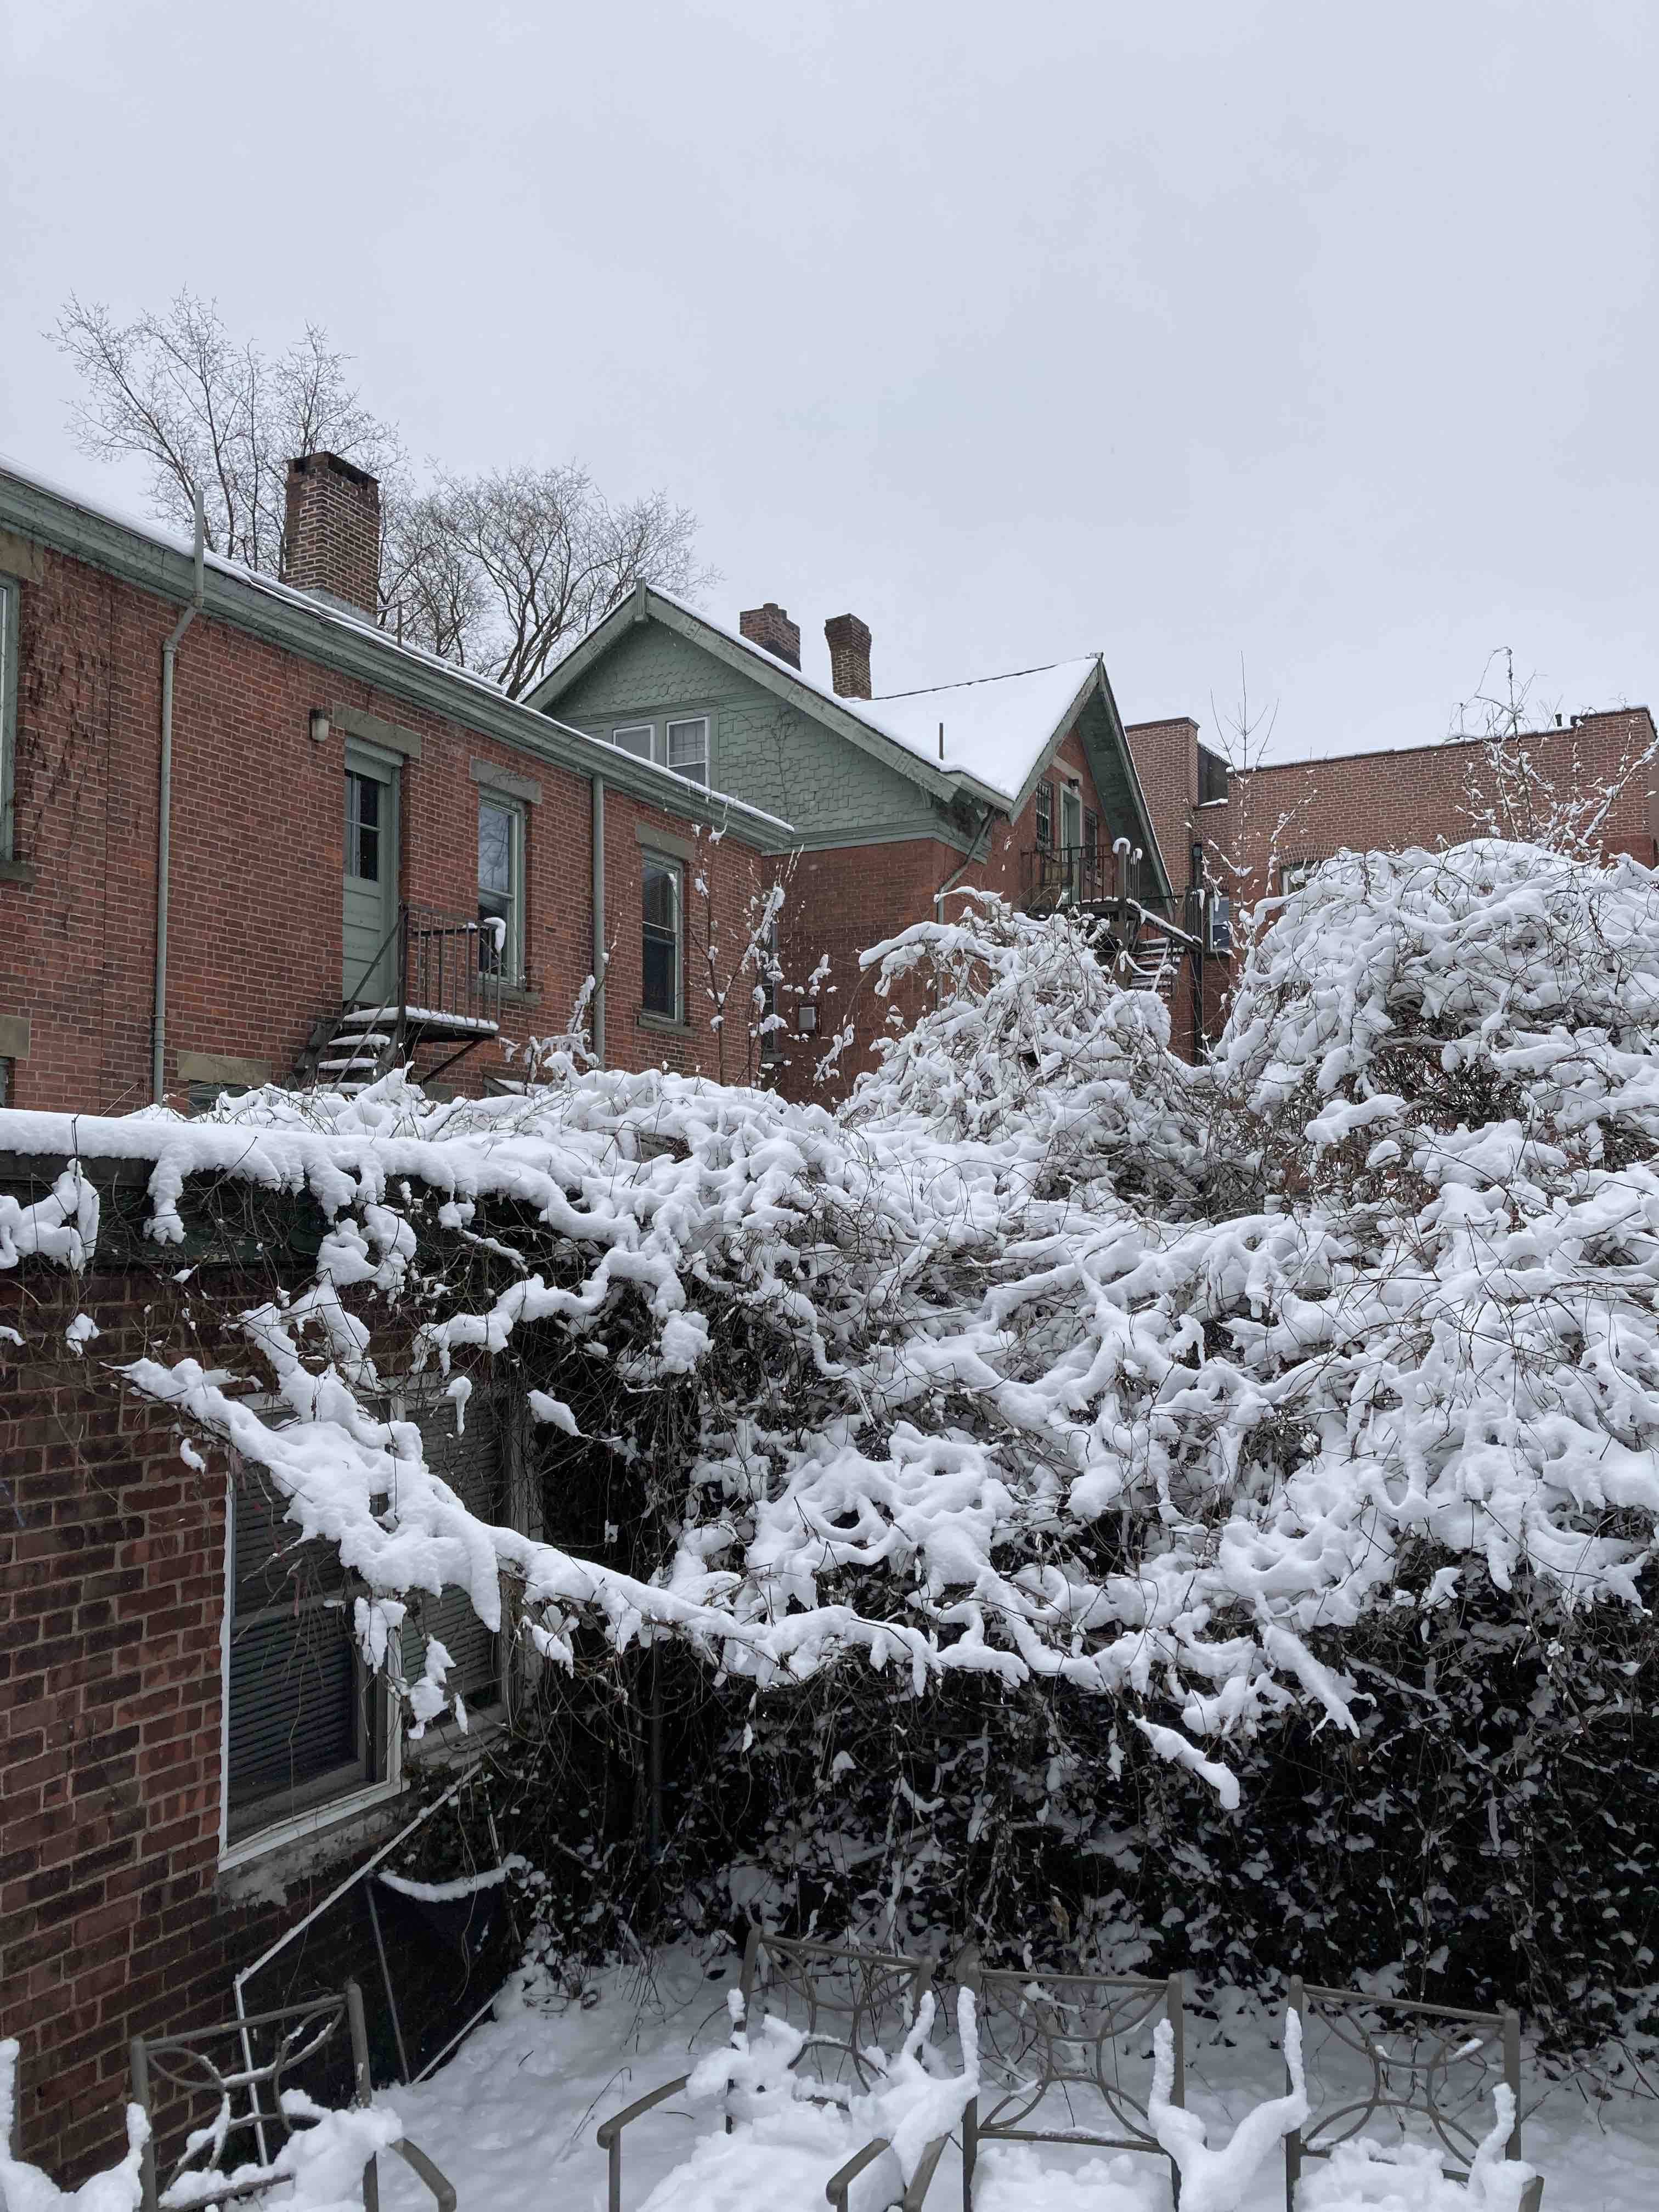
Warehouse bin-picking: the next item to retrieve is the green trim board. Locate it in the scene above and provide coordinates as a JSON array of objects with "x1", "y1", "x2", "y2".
[{"x1": 0, "y1": 462, "x2": 791, "y2": 853}]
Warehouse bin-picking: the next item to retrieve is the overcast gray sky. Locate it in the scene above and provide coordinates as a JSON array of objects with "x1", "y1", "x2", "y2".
[{"x1": 2, "y1": 1, "x2": 1654, "y2": 762}]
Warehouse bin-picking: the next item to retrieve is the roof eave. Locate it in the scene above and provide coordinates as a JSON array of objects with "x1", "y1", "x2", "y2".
[{"x1": 0, "y1": 465, "x2": 792, "y2": 849}]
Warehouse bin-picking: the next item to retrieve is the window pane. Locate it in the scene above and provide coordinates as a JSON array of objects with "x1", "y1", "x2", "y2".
[
  {"x1": 642, "y1": 856, "x2": 680, "y2": 1017},
  {"x1": 642, "y1": 857, "x2": 678, "y2": 930},
  {"x1": 613, "y1": 724, "x2": 654, "y2": 761},
  {"x1": 228, "y1": 1462, "x2": 371, "y2": 1833},
  {"x1": 347, "y1": 772, "x2": 381, "y2": 882},
  {"x1": 667, "y1": 718, "x2": 709, "y2": 785},
  {"x1": 478, "y1": 801, "x2": 512, "y2": 895}
]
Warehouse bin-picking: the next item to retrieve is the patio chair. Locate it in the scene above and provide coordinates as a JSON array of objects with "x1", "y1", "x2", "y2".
[
  {"x1": 955, "y1": 1949, "x2": 1185, "y2": 2209},
  {"x1": 596, "y1": 1929, "x2": 947, "y2": 2212},
  {"x1": 128, "y1": 1982, "x2": 456, "y2": 2212},
  {"x1": 1282, "y1": 1977, "x2": 1544, "y2": 2211}
]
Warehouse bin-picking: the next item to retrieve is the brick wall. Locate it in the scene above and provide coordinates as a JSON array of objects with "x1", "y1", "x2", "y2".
[
  {"x1": 0, "y1": 543, "x2": 765, "y2": 1114},
  {"x1": 1231, "y1": 708, "x2": 1659, "y2": 906},
  {"x1": 1, "y1": 1261, "x2": 294, "y2": 2177},
  {"x1": 771, "y1": 721, "x2": 1126, "y2": 1099},
  {"x1": 0, "y1": 1232, "x2": 486, "y2": 2185}
]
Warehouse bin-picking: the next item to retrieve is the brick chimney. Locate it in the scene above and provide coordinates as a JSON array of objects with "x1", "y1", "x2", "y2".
[
  {"x1": 825, "y1": 613, "x2": 872, "y2": 699},
  {"x1": 740, "y1": 602, "x2": 802, "y2": 669},
  {"x1": 284, "y1": 453, "x2": 381, "y2": 618}
]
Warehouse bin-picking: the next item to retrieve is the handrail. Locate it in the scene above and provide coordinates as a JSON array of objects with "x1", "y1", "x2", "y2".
[{"x1": 595, "y1": 2073, "x2": 691, "y2": 2212}]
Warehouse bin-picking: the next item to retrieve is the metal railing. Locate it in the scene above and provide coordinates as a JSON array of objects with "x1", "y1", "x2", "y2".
[
  {"x1": 398, "y1": 902, "x2": 504, "y2": 1035},
  {"x1": 343, "y1": 904, "x2": 504, "y2": 1043},
  {"x1": 1020, "y1": 847, "x2": 1206, "y2": 939}
]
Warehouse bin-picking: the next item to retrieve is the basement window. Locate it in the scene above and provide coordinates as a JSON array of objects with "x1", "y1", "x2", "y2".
[
  {"x1": 225, "y1": 1460, "x2": 388, "y2": 1847},
  {"x1": 641, "y1": 852, "x2": 682, "y2": 1020}
]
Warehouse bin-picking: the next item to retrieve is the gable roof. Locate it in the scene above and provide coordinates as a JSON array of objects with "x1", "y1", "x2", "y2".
[
  {"x1": 857, "y1": 658, "x2": 1101, "y2": 803},
  {"x1": 532, "y1": 586, "x2": 1172, "y2": 893},
  {"x1": 0, "y1": 453, "x2": 792, "y2": 848},
  {"x1": 531, "y1": 586, "x2": 1109, "y2": 812}
]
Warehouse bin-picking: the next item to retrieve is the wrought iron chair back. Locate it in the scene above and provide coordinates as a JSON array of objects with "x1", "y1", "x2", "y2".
[
  {"x1": 955, "y1": 1951, "x2": 1184, "y2": 2211},
  {"x1": 128, "y1": 1983, "x2": 455, "y2": 2212},
  {"x1": 738, "y1": 1927, "x2": 938, "y2": 2098},
  {"x1": 1283, "y1": 1978, "x2": 1543, "y2": 2211}
]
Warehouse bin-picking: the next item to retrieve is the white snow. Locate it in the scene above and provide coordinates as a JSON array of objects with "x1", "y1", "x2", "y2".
[
  {"x1": 363, "y1": 1959, "x2": 1659, "y2": 2210},
  {"x1": 855, "y1": 657, "x2": 1101, "y2": 800},
  {"x1": 9, "y1": 1954, "x2": 1658, "y2": 2211},
  {"x1": 378, "y1": 1859, "x2": 521, "y2": 1903},
  {"x1": 8, "y1": 850, "x2": 1659, "y2": 1788}
]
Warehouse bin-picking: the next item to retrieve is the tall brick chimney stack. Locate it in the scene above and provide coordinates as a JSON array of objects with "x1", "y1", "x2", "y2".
[
  {"x1": 825, "y1": 613, "x2": 872, "y2": 699},
  {"x1": 740, "y1": 602, "x2": 802, "y2": 669},
  {"x1": 284, "y1": 453, "x2": 381, "y2": 618}
]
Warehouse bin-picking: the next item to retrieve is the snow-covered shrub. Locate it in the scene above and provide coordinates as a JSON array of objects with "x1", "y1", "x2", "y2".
[
  {"x1": 9, "y1": 840, "x2": 1659, "y2": 2058},
  {"x1": 846, "y1": 893, "x2": 1207, "y2": 1209}
]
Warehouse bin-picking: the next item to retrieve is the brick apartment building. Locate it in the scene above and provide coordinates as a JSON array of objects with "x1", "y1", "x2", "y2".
[
  {"x1": 1228, "y1": 706, "x2": 1659, "y2": 898},
  {"x1": 0, "y1": 452, "x2": 789, "y2": 1119}
]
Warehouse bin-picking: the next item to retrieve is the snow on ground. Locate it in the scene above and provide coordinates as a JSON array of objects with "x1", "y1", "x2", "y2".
[{"x1": 362, "y1": 1950, "x2": 1659, "y2": 2212}]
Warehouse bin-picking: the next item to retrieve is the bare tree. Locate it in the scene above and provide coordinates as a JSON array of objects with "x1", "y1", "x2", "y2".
[
  {"x1": 384, "y1": 466, "x2": 715, "y2": 697},
  {"x1": 53, "y1": 293, "x2": 715, "y2": 696},
  {"x1": 1452, "y1": 647, "x2": 1657, "y2": 860},
  {"x1": 53, "y1": 291, "x2": 403, "y2": 573}
]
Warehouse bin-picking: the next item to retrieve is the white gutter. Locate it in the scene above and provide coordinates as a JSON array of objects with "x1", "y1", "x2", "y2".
[{"x1": 152, "y1": 491, "x2": 204, "y2": 1105}]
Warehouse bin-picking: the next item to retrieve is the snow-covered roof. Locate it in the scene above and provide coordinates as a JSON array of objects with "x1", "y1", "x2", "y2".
[
  {"x1": 857, "y1": 658, "x2": 1101, "y2": 801},
  {"x1": 580, "y1": 587, "x2": 1103, "y2": 810},
  {"x1": 0, "y1": 453, "x2": 793, "y2": 843}
]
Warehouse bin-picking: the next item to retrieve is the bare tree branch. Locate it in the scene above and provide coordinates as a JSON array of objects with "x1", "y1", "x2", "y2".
[{"x1": 53, "y1": 294, "x2": 715, "y2": 697}]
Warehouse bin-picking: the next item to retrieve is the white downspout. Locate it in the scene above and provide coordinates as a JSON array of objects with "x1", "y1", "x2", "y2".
[
  {"x1": 591, "y1": 774, "x2": 606, "y2": 1067},
  {"x1": 152, "y1": 491, "x2": 205, "y2": 1105}
]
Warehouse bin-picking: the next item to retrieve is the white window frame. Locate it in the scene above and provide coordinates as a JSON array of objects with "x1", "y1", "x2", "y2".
[
  {"x1": 1, "y1": 573, "x2": 20, "y2": 861},
  {"x1": 1060, "y1": 785, "x2": 1083, "y2": 851},
  {"x1": 477, "y1": 789, "x2": 526, "y2": 986},
  {"x1": 218, "y1": 1447, "x2": 402, "y2": 1871},
  {"x1": 611, "y1": 721, "x2": 656, "y2": 763},
  {"x1": 665, "y1": 715, "x2": 710, "y2": 786},
  {"x1": 1207, "y1": 894, "x2": 1234, "y2": 953},
  {"x1": 641, "y1": 850, "x2": 683, "y2": 1023}
]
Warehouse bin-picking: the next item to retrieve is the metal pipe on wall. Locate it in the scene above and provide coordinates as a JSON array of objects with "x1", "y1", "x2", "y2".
[
  {"x1": 591, "y1": 774, "x2": 606, "y2": 1066},
  {"x1": 151, "y1": 491, "x2": 205, "y2": 1105}
]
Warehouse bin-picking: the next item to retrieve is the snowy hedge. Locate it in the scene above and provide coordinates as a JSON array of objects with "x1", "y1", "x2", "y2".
[{"x1": 4, "y1": 843, "x2": 1658, "y2": 2045}]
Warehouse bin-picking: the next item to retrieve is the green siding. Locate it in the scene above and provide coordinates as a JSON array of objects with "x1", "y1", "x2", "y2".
[{"x1": 554, "y1": 619, "x2": 942, "y2": 843}]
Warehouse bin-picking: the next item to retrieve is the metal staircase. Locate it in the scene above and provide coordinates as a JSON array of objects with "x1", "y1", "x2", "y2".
[{"x1": 295, "y1": 905, "x2": 504, "y2": 1094}]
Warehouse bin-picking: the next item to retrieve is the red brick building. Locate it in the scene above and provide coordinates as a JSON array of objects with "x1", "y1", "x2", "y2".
[
  {"x1": 0, "y1": 453, "x2": 788, "y2": 1118},
  {"x1": 529, "y1": 590, "x2": 1196, "y2": 1090},
  {"x1": 1228, "y1": 707, "x2": 1659, "y2": 903}
]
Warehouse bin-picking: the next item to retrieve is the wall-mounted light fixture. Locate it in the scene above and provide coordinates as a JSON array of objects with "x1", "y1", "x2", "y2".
[
  {"x1": 798, "y1": 1002, "x2": 819, "y2": 1035},
  {"x1": 309, "y1": 708, "x2": 331, "y2": 744}
]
